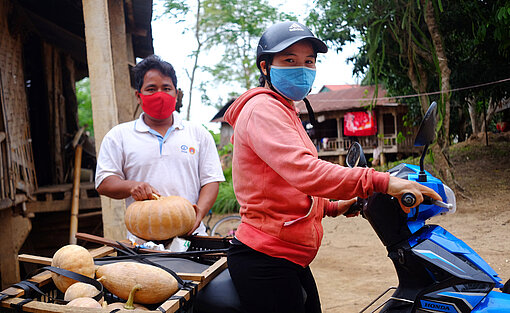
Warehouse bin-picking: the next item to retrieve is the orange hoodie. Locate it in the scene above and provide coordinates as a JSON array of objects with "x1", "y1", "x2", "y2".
[{"x1": 224, "y1": 88, "x2": 389, "y2": 267}]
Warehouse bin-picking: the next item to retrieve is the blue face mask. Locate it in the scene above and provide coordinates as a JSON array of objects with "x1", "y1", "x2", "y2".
[{"x1": 270, "y1": 66, "x2": 316, "y2": 101}]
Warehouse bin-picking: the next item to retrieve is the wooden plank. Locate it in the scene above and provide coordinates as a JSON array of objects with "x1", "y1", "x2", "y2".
[
  {"x1": 199, "y1": 257, "x2": 227, "y2": 285},
  {"x1": 0, "y1": 194, "x2": 28, "y2": 211},
  {"x1": 33, "y1": 182, "x2": 96, "y2": 194},
  {"x1": 77, "y1": 211, "x2": 102, "y2": 219},
  {"x1": 25, "y1": 198, "x2": 101, "y2": 214},
  {"x1": 18, "y1": 255, "x2": 52, "y2": 266},
  {"x1": 18, "y1": 254, "x2": 225, "y2": 285},
  {"x1": 177, "y1": 257, "x2": 227, "y2": 282},
  {"x1": 0, "y1": 71, "x2": 15, "y2": 206},
  {"x1": 1, "y1": 297, "x2": 107, "y2": 312},
  {"x1": 89, "y1": 246, "x2": 117, "y2": 259},
  {"x1": 0, "y1": 271, "x2": 53, "y2": 299},
  {"x1": 156, "y1": 257, "x2": 227, "y2": 312},
  {"x1": 1, "y1": 246, "x2": 116, "y2": 299},
  {"x1": 75, "y1": 233, "x2": 227, "y2": 259},
  {"x1": 176, "y1": 273, "x2": 205, "y2": 282},
  {"x1": 17, "y1": 246, "x2": 115, "y2": 266}
]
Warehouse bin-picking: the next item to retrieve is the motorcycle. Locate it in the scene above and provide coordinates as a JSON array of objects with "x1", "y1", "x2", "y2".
[
  {"x1": 116, "y1": 102, "x2": 510, "y2": 313},
  {"x1": 344, "y1": 101, "x2": 510, "y2": 312}
]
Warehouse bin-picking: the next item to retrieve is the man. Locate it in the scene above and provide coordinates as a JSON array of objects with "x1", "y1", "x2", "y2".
[{"x1": 95, "y1": 55, "x2": 225, "y2": 244}]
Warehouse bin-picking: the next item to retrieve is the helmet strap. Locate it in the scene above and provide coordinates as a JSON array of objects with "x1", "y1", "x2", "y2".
[{"x1": 303, "y1": 97, "x2": 319, "y2": 139}]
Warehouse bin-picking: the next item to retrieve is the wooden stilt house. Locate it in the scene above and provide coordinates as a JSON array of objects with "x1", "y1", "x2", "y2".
[
  {"x1": 0, "y1": 0, "x2": 154, "y2": 288},
  {"x1": 296, "y1": 85, "x2": 419, "y2": 165}
]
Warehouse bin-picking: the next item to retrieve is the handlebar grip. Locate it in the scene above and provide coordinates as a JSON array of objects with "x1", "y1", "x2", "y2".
[
  {"x1": 401, "y1": 193, "x2": 416, "y2": 207},
  {"x1": 343, "y1": 198, "x2": 364, "y2": 216}
]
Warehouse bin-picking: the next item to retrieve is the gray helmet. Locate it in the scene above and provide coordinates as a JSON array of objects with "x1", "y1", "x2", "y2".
[{"x1": 256, "y1": 21, "x2": 328, "y2": 71}]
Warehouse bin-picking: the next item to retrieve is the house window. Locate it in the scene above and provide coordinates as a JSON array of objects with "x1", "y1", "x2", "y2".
[
  {"x1": 319, "y1": 119, "x2": 338, "y2": 138},
  {"x1": 383, "y1": 113, "x2": 395, "y2": 135}
]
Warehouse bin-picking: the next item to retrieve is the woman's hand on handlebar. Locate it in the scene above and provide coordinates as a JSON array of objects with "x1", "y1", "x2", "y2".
[
  {"x1": 386, "y1": 176, "x2": 442, "y2": 213},
  {"x1": 335, "y1": 198, "x2": 358, "y2": 217}
]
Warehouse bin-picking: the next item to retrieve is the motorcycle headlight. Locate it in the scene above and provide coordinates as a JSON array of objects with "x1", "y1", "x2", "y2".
[{"x1": 443, "y1": 184, "x2": 457, "y2": 214}]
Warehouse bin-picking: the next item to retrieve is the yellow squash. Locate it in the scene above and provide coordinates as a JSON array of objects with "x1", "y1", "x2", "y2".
[
  {"x1": 66, "y1": 297, "x2": 101, "y2": 308},
  {"x1": 106, "y1": 284, "x2": 149, "y2": 311},
  {"x1": 96, "y1": 262, "x2": 179, "y2": 304},
  {"x1": 64, "y1": 282, "x2": 102, "y2": 303}
]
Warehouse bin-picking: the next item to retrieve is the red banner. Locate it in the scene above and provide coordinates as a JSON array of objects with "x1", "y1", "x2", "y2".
[{"x1": 343, "y1": 111, "x2": 377, "y2": 136}]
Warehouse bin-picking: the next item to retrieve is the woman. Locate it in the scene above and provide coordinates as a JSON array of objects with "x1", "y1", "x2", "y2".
[{"x1": 223, "y1": 21, "x2": 440, "y2": 313}]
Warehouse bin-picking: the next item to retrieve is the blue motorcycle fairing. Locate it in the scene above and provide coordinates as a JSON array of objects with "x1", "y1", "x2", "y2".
[
  {"x1": 409, "y1": 225, "x2": 503, "y2": 288},
  {"x1": 412, "y1": 239, "x2": 496, "y2": 285},
  {"x1": 392, "y1": 163, "x2": 503, "y2": 288},
  {"x1": 388, "y1": 163, "x2": 450, "y2": 234},
  {"x1": 436, "y1": 292, "x2": 486, "y2": 310},
  {"x1": 406, "y1": 174, "x2": 447, "y2": 234},
  {"x1": 472, "y1": 291, "x2": 510, "y2": 312},
  {"x1": 367, "y1": 163, "x2": 510, "y2": 312}
]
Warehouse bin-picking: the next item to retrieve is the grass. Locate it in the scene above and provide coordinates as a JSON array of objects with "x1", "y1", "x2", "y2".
[{"x1": 211, "y1": 181, "x2": 240, "y2": 214}]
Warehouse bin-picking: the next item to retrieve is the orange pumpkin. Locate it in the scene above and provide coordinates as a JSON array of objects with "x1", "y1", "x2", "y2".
[
  {"x1": 51, "y1": 245, "x2": 95, "y2": 293},
  {"x1": 125, "y1": 194, "x2": 196, "y2": 240}
]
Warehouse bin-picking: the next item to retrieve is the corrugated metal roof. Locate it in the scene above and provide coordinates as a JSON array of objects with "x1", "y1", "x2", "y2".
[
  {"x1": 297, "y1": 85, "x2": 398, "y2": 113},
  {"x1": 211, "y1": 85, "x2": 400, "y2": 123},
  {"x1": 319, "y1": 85, "x2": 357, "y2": 92}
]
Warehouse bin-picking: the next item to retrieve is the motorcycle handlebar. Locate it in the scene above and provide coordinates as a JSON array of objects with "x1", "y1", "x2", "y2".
[
  {"x1": 343, "y1": 198, "x2": 365, "y2": 216},
  {"x1": 400, "y1": 193, "x2": 452, "y2": 210}
]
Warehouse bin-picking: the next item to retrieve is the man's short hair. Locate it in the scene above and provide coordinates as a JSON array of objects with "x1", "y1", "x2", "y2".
[{"x1": 132, "y1": 55, "x2": 177, "y2": 91}]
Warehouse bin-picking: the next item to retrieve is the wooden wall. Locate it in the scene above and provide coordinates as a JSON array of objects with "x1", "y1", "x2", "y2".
[{"x1": 0, "y1": 0, "x2": 37, "y2": 206}]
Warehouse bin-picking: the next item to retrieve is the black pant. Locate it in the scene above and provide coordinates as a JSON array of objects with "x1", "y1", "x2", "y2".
[{"x1": 227, "y1": 240, "x2": 322, "y2": 313}]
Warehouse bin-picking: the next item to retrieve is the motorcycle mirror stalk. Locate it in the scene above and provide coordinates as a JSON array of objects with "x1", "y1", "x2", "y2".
[{"x1": 414, "y1": 101, "x2": 438, "y2": 182}]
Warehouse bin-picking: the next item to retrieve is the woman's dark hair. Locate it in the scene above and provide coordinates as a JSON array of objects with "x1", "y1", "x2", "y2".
[
  {"x1": 132, "y1": 55, "x2": 177, "y2": 91},
  {"x1": 257, "y1": 54, "x2": 274, "y2": 87}
]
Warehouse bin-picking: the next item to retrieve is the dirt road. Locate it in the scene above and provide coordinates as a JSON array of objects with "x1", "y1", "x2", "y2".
[{"x1": 312, "y1": 138, "x2": 510, "y2": 312}]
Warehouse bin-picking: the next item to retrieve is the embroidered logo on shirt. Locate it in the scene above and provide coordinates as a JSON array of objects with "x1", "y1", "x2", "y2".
[{"x1": 180, "y1": 145, "x2": 196, "y2": 155}]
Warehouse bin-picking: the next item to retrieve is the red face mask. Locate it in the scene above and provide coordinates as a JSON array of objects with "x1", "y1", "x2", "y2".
[{"x1": 139, "y1": 92, "x2": 177, "y2": 120}]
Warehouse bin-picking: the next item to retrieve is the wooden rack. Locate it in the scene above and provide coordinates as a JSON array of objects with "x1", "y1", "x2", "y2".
[{"x1": 0, "y1": 237, "x2": 228, "y2": 313}]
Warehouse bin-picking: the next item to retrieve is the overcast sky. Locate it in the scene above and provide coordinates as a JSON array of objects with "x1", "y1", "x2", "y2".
[{"x1": 151, "y1": 0, "x2": 361, "y2": 130}]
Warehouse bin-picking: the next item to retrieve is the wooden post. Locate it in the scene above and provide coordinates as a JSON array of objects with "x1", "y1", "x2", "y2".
[
  {"x1": 82, "y1": 0, "x2": 134, "y2": 240},
  {"x1": 377, "y1": 112, "x2": 385, "y2": 165},
  {"x1": 338, "y1": 154, "x2": 346, "y2": 166},
  {"x1": 0, "y1": 208, "x2": 31, "y2": 289},
  {"x1": 107, "y1": 0, "x2": 138, "y2": 123},
  {"x1": 69, "y1": 144, "x2": 82, "y2": 244}
]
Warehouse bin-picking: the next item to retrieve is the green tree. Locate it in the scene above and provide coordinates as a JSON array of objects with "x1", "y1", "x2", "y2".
[
  {"x1": 76, "y1": 78, "x2": 94, "y2": 137},
  {"x1": 309, "y1": 0, "x2": 510, "y2": 188},
  {"x1": 162, "y1": 0, "x2": 293, "y2": 115}
]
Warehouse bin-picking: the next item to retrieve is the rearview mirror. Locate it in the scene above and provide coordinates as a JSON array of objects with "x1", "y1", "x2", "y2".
[
  {"x1": 346, "y1": 142, "x2": 368, "y2": 168},
  {"x1": 414, "y1": 101, "x2": 437, "y2": 147}
]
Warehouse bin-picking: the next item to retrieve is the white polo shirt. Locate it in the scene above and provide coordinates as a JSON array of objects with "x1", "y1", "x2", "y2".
[{"x1": 95, "y1": 112, "x2": 225, "y2": 209}]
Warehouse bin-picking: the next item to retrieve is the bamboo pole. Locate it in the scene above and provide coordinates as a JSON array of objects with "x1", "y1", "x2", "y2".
[{"x1": 69, "y1": 144, "x2": 82, "y2": 244}]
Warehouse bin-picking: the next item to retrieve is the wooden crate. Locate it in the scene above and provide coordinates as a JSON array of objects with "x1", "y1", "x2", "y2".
[{"x1": 0, "y1": 242, "x2": 227, "y2": 312}]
